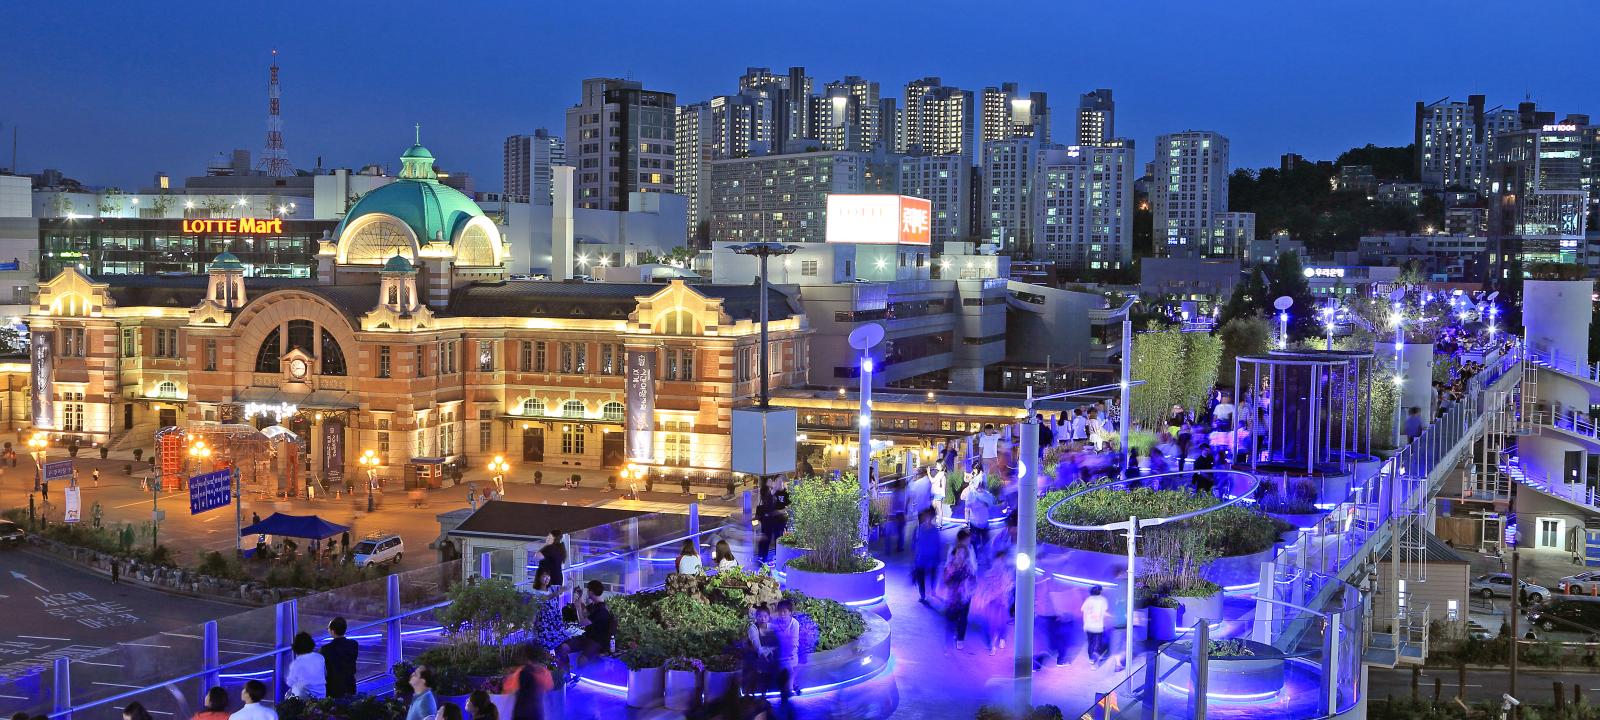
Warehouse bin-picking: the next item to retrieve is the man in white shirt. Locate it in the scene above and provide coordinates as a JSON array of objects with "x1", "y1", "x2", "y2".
[
  {"x1": 978, "y1": 424, "x2": 1002, "y2": 474},
  {"x1": 1070, "y1": 410, "x2": 1089, "y2": 443},
  {"x1": 1213, "y1": 393, "x2": 1236, "y2": 426},
  {"x1": 231, "y1": 680, "x2": 277, "y2": 720},
  {"x1": 1080, "y1": 586, "x2": 1111, "y2": 667}
]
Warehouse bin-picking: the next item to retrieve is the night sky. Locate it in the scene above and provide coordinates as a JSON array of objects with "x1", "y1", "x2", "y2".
[{"x1": 4, "y1": 0, "x2": 1597, "y2": 191}]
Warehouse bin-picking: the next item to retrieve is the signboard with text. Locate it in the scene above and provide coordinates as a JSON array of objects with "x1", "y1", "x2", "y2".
[
  {"x1": 625, "y1": 350, "x2": 656, "y2": 462},
  {"x1": 323, "y1": 421, "x2": 345, "y2": 487},
  {"x1": 42, "y1": 460, "x2": 74, "y2": 484},
  {"x1": 825, "y1": 194, "x2": 932, "y2": 245},
  {"x1": 30, "y1": 330, "x2": 53, "y2": 429},
  {"x1": 188, "y1": 469, "x2": 232, "y2": 515},
  {"x1": 181, "y1": 218, "x2": 284, "y2": 234},
  {"x1": 63, "y1": 486, "x2": 81, "y2": 523}
]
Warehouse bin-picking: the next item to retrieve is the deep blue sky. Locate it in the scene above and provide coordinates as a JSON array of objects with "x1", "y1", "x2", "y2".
[{"x1": 4, "y1": 0, "x2": 1596, "y2": 192}]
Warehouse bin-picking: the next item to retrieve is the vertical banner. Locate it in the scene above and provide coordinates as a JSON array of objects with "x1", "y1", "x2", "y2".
[
  {"x1": 625, "y1": 350, "x2": 656, "y2": 462},
  {"x1": 30, "y1": 330, "x2": 54, "y2": 429},
  {"x1": 322, "y1": 420, "x2": 345, "y2": 487},
  {"x1": 63, "y1": 486, "x2": 81, "y2": 524}
]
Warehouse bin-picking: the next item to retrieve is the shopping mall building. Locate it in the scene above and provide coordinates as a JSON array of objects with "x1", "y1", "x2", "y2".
[{"x1": 23, "y1": 144, "x2": 808, "y2": 492}]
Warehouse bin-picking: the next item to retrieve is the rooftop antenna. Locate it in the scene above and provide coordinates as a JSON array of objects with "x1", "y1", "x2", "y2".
[
  {"x1": 257, "y1": 49, "x2": 290, "y2": 177},
  {"x1": 414, "y1": 123, "x2": 421, "y2": 145}
]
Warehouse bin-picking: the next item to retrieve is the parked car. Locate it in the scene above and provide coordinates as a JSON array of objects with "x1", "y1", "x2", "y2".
[
  {"x1": 1471, "y1": 573, "x2": 1549, "y2": 604},
  {"x1": 0, "y1": 519, "x2": 24, "y2": 546},
  {"x1": 1558, "y1": 571, "x2": 1600, "y2": 595},
  {"x1": 351, "y1": 534, "x2": 404, "y2": 567},
  {"x1": 1528, "y1": 597, "x2": 1600, "y2": 633}
]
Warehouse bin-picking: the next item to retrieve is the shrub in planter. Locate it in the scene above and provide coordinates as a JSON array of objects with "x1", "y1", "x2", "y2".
[
  {"x1": 438, "y1": 578, "x2": 537, "y2": 644},
  {"x1": 785, "y1": 476, "x2": 874, "y2": 574},
  {"x1": 663, "y1": 656, "x2": 705, "y2": 711},
  {"x1": 1037, "y1": 486, "x2": 1285, "y2": 558}
]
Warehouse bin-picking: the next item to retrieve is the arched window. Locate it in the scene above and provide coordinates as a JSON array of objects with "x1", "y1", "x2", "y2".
[
  {"x1": 155, "y1": 381, "x2": 178, "y2": 398},
  {"x1": 343, "y1": 216, "x2": 415, "y2": 264},
  {"x1": 454, "y1": 224, "x2": 497, "y2": 266},
  {"x1": 521, "y1": 398, "x2": 545, "y2": 416},
  {"x1": 320, "y1": 329, "x2": 347, "y2": 376},
  {"x1": 601, "y1": 401, "x2": 625, "y2": 422},
  {"x1": 286, "y1": 320, "x2": 314, "y2": 355},
  {"x1": 562, "y1": 400, "x2": 585, "y2": 418},
  {"x1": 656, "y1": 310, "x2": 699, "y2": 335},
  {"x1": 254, "y1": 327, "x2": 281, "y2": 372},
  {"x1": 387, "y1": 285, "x2": 398, "y2": 305}
]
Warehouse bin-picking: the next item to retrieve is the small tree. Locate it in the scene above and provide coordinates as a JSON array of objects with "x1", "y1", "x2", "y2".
[
  {"x1": 438, "y1": 578, "x2": 536, "y2": 644},
  {"x1": 1217, "y1": 316, "x2": 1272, "y2": 380},
  {"x1": 786, "y1": 477, "x2": 870, "y2": 573}
]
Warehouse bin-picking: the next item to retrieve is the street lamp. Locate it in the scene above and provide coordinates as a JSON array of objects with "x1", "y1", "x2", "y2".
[
  {"x1": 188, "y1": 439, "x2": 212, "y2": 466},
  {"x1": 488, "y1": 455, "x2": 510, "y2": 497},
  {"x1": 728, "y1": 242, "x2": 800, "y2": 408},
  {"x1": 27, "y1": 431, "x2": 47, "y2": 492},
  {"x1": 358, "y1": 449, "x2": 380, "y2": 513}
]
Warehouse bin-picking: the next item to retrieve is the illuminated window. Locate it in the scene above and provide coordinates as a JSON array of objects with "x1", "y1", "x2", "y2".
[
  {"x1": 522, "y1": 398, "x2": 545, "y2": 416},
  {"x1": 562, "y1": 400, "x2": 585, "y2": 418},
  {"x1": 602, "y1": 402, "x2": 624, "y2": 422},
  {"x1": 561, "y1": 424, "x2": 585, "y2": 454}
]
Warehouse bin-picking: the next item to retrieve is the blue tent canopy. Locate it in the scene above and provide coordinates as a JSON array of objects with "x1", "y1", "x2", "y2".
[{"x1": 239, "y1": 512, "x2": 350, "y2": 540}]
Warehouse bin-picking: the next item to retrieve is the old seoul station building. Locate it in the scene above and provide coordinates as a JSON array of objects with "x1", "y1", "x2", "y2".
[{"x1": 25, "y1": 142, "x2": 808, "y2": 493}]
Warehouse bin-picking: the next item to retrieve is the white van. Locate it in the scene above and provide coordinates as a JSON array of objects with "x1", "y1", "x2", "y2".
[{"x1": 352, "y1": 534, "x2": 404, "y2": 567}]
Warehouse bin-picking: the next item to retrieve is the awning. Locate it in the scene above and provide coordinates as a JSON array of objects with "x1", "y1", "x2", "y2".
[
  {"x1": 232, "y1": 388, "x2": 359, "y2": 410},
  {"x1": 239, "y1": 512, "x2": 350, "y2": 540}
]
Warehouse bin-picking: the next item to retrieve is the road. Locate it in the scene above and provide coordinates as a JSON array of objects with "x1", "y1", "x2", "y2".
[
  {"x1": 0, "y1": 547, "x2": 242, "y2": 709},
  {"x1": 2, "y1": 449, "x2": 741, "y2": 573},
  {"x1": 1371, "y1": 666, "x2": 1600, "y2": 706}
]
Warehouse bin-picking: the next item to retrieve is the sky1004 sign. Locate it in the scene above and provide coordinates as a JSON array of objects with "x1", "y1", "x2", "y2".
[{"x1": 180, "y1": 218, "x2": 285, "y2": 234}]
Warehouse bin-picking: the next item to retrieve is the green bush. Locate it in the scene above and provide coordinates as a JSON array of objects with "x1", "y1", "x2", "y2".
[
  {"x1": 438, "y1": 578, "x2": 537, "y2": 645},
  {"x1": 786, "y1": 476, "x2": 874, "y2": 574},
  {"x1": 788, "y1": 592, "x2": 866, "y2": 652},
  {"x1": 1038, "y1": 486, "x2": 1284, "y2": 558},
  {"x1": 406, "y1": 642, "x2": 517, "y2": 695}
]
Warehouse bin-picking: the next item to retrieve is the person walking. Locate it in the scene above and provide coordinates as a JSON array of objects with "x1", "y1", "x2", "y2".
[
  {"x1": 229, "y1": 681, "x2": 276, "y2": 720},
  {"x1": 906, "y1": 468, "x2": 933, "y2": 526},
  {"x1": 1081, "y1": 586, "x2": 1111, "y2": 667},
  {"x1": 92, "y1": 468, "x2": 99, "y2": 488},
  {"x1": 963, "y1": 479, "x2": 993, "y2": 549},
  {"x1": 674, "y1": 539, "x2": 703, "y2": 575},
  {"x1": 191, "y1": 687, "x2": 231, "y2": 720},
  {"x1": 930, "y1": 464, "x2": 949, "y2": 525},
  {"x1": 1403, "y1": 407, "x2": 1425, "y2": 443},
  {"x1": 978, "y1": 425, "x2": 1002, "y2": 475},
  {"x1": 404, "y1": 666, "x2": 437, "y2": 720},
  {"x1": 1032, "y1": 579, "x2": 1072, "y2": 669},
  {"x1": 506, "y1": 644, "x2": 554, "y2": 720},
  {"x1": 887, "y1": 476, "x2": 908, "y2": 553},
  {"x1": 973, "y1": 548, "x2": 1015, "y2": 655},
  {"x1": 939, "y1": 529, "x2": 978, "y2": 650},
  {"x1": 911, "y1": 508, "x2": 942, "y2": 604},
  {"x1": 320, "y1": 616, "x2": 358, "y2": 699}
]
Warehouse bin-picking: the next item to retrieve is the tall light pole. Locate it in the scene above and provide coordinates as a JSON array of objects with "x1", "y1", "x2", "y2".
[
  {"x1": 729, "y1": 242, "x2": 800, "y2": 409},
  {"x1": 1389, "y1": 290, "x2": 1407, "y2": 447},
  {"x1": 847, "y1": 324, "x2": 885, "y2": 538},
  {"x1": 358, "y1": 449, "x2": 380, "y2": 513},
  {"x1": 27, "y1": 431, "x2": 47, "y2": 492}
]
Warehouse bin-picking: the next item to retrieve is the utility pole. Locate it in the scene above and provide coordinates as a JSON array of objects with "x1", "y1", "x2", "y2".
[{"x1": 1510, "y1": 544, "x2": 1521, "y2": 713}]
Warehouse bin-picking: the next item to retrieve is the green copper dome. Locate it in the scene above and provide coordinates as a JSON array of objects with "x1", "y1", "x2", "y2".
[
  {"x1": 208, "y1": 252, "x2": 245, "y2": 271},
  {"x1": 334, "y1": 142, "x2": 486, "y2": 249},
  {"x1": 381, "y1": 254, "x2": 415, "y2": 273}
]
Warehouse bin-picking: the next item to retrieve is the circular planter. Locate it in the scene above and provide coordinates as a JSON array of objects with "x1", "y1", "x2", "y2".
[
  {"x1": 488, "y1": 692, "x2": 515, "y2": 719},
  {"x1": 1157, "y1": 639, "x2": 1287, "y2": 700},
  {"x1": 1146, "y1": 605, "x2": 1178, "y2": 642},
  {"x1": 1175, "y1": 593, "x2": 1225, "y2": 625},
  {"x1": 626, "y1": 666, "x2": 664, "y2": 708},
  {"x1": 1036, "y1": 541, "x2": 1276, "y2": 592},
  {"x1": 782, "y1": 557, "x2": 887, "y2": 608},
  {"x1": 703, "y1": 670, "x2": 738, "y2": 704},
  {"x1": 1270, "y1": 512, "x2": 1323, "y2": 530},
  {"x1": 774, "y1": 542, "x2": 806, "y2": 575},
  {"x1": 664, "y1": 669, "x2": 701, "y2": 711}
]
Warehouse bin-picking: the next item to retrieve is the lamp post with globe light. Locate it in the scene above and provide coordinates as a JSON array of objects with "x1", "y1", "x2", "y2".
[
  {"x1": 488, "y1": 455, "x2": 510, "y2": 498},
  {"x1": 358, "y1": 449, "x2": 381, "y2": 512},
  {"x1": 27, "y1": 431, "x2": 47, "y2": 493}
]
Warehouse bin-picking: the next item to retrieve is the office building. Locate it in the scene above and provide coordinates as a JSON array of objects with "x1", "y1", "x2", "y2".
[
  {"x1": 898, "y1": 155, "x2": 972, "y2": 249},
  {"x1": 502, "y1": 130, "x2": 565, "y2": 205},
  {"x1": 813, "y1": 77, "x2": 881, "y2": 153},
  {"x1": 903, "y1": 78, "x2": 975, "y2": 158},
  {"x1": 1077, "y1": 89, "x2": 1115, "y2": 147},
  {"x1": 1414, "y1": 95, "x2": 1519, "y2": 192},
  {"x1": 1488, "y1": 121, "x2": 1588, "y2": 276},
  {"x1": 706, "y1": 151, "x2": 894, "y2": 245},
  {"x1": 1151, "y1": 130, "x2": 1232, "y2": 258},
  {"x1": 981, "y1": 83, "x2": 1050, "y2": 144},
  {"x1": 1034, "y1": 144, "x2": 1135, "y2": 269},
  {"x1": 565, "y1": 78, "x2": 676, "y2": 211}
]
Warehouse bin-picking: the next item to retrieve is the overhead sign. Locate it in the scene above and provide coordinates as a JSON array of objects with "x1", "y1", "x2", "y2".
[
  {"x1": 625, "y1": 350, "x2": 656, "y2": 462},
  {"x1": 244, "y1": 402, "x2": 298, "y2": 422},
  {"x1": 42, "y1": 460, "x2": 74, "y2": 484},
  {"x1": 1304, "y1": 267, "x2": 1347, "y2": 278},
  {"x1": 63, "y1": 486, "x2": 81, "y2": 524},
  {"x1": 825, "y1": 195, "x2": 932, "y2": 245},
  {"x1": 188, "y1": 469, "x2": 232, "y2": 515},
  {"x1": 181, "y1": 218, "x2": 284, "y2": 234}
]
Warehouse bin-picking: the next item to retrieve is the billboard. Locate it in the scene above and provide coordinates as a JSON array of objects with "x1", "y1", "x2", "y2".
[
  {"x1": 624, "y1": 350, "x2": 656, "y2": 462},
  {"x1": 30, "y1": 330, "x2": 53, "y2": 429},
  {"x1": 825, "y1": 194, "x2": 932, "y2": 245}
]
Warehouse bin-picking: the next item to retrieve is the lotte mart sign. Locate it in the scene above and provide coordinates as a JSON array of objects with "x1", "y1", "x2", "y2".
[{"x1": 181, "y1": 218, "x2": 284, "y2": 234}]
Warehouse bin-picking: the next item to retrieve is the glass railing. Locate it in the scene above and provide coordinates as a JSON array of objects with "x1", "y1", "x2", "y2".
[{"x1": 5, "y1": 509, "x2": 738, "y2": 719}]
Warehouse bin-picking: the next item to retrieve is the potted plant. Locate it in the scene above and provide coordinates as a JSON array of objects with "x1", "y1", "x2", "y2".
[
  {"x1": 781, "y1": 477, "x2": 885, "y2": 607},
  {"x1": 618, "y1": 640, "x2": 666, "y2": 707},
  {"x1": 1145, "y1": 595, "x2": 1179, "y2": 642},
  {"x1": 662, "y1": 656, "x2": 704, "y2": 711},
  {"x1": 1138, "y1": 526, "x2": 1225, "y2": 625},
  {"x1": 701, "y1": 653, "x2": 740, "y2": 704}
]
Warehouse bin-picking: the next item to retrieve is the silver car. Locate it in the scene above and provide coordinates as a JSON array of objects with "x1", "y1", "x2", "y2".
[
  {"x1": 1558, "y1": 570, "x2": 1600, "y2": 595},
  {"x1": 0, "y1": 519, "x2": 23, "y2": 546},
  {"x1": 1471, "y1": 572, "x2": 1549, "y2": 604}
]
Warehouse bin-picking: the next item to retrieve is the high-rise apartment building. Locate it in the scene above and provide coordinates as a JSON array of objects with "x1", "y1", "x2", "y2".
[
  {"x1": 739, "y1": 66, "x2": 813, "y2": 148},
  {"x1": 1213, "y1": 212, "x2": 1257, "y2": 259},
  {"x1": 1077, "y1": 89, "x2": 1115, "y2": 147},
  {"x1": 899, "y1": 155, "x2": 972, "y2": 250},
  {"x1": 1414, "y1": 95, "x2": 1519, "y2": 192},
  {"x1": 1152, "y1": 130, "x2": 1232, "y2": 258},
  {"x1": 810, "y1": 77, "x2": 881, "y2": 153},
  {"x1": 502, "y1": 129, "x2": 565, "y2": 204},
  {"x1": 1488, "y1": 119, "x2": 1588, "y2": 276},
  {"x1": 1034, "y1": 144, "x2": 1135, "y2": 269},
  {"x1": 982, "y1": 136, "x2": 1050, "y2": 255},
  {"x1": 981, "y1": 83, "x2": 1050, "y2": 144},
  {"x1": 675, "y1": 103, "x2": 715, "y2": 243},
  {"x1": 675, "y1": 91, "x2": 779, "y2": 242},
  {"x1": 880, "y1": 97, "x2": 904, "y2": 153},
  {"x1": 565, "y1": 78, "x2": 676, "y2": 210},
  {"x1": 707, "y1": 151, "x2": 894, "y2": 244},
  {"x1": 904, "y1": 78, "x2": 975, "y2": 158}
]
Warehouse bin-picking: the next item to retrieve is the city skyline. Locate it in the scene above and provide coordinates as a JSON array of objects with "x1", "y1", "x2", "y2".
[{"x1": 5, "y1": 1, "x2": 1599, "y2": 190}]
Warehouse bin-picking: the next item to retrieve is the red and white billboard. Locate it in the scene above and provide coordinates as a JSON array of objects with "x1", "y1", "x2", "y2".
[{"x1": 825, "y1": 194, "x2": 932, "y2": 245}]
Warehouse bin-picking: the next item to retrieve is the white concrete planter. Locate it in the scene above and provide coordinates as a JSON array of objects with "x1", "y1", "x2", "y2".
[
  {"x1": 1176, "y1": 592, "x2": 1225, "y2": 624},
  {"x1": 782, "y1": 557, "x2": 887, "y2": 608},
  {"x1": 626, "y1": 666, "x2": 664, "y2": 707},
  {"x1": 663, "y1": 669, "x2": 701, "y2": 711},
  {"x1": 703, "y1": 670, "x2": 739, "y2": 703}
]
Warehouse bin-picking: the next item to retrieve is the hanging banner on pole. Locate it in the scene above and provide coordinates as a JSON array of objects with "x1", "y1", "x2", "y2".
[
  {"x1": 30, "y1": 330, "x2": 54, "y2": 429},
  {"x1": 625, "y1": 350, "x2": 656, "y2": 462},
  {"x1": 63, "y1": 486, "x2": 81, "y2": 523}
]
